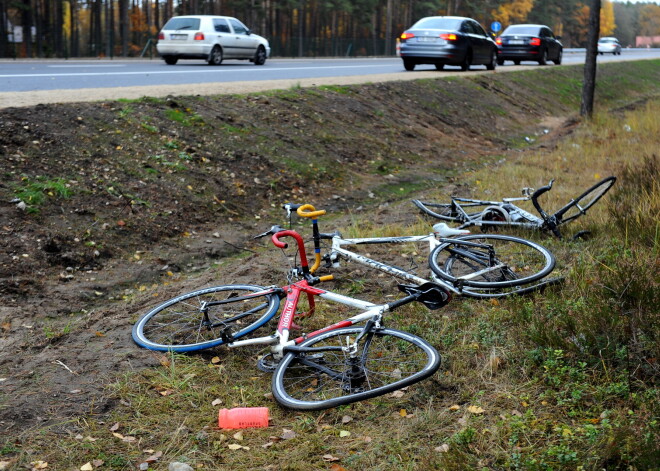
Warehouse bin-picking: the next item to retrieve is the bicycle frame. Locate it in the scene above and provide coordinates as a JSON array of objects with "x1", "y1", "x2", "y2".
[
  {"x1": 224, "y1": 230, "x2": 432, "y2": 360},
  {"x1": 447, "y1": 196, "x2": 544, "y2": 229}
]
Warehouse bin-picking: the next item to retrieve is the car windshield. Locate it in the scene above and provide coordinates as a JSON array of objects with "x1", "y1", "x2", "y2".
[
  {"x1": 162, "y1": 18, "x2": 200, "y2": 30},
  {"x1": 599, "y1": 38, "x2": 616, "y2": 43},
  {"x1": 411, "y1": 17, "x2": 462, "y2": 31},
  {"x1": 502, "y1": 25, "x2": 541, "y2": 36}
]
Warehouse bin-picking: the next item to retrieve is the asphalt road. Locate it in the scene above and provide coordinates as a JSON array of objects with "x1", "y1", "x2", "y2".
[{"x1": 0, "y1": 49, "x2": 658, "y2": 108}]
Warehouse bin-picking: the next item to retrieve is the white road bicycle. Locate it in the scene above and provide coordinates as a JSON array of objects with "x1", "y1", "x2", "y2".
[
  {"x1": 283, "y1": 203, "x2": 559, "y2": 299},
  {"x1": 412, "y1": 176, "x2": 616, "y2": 238}
]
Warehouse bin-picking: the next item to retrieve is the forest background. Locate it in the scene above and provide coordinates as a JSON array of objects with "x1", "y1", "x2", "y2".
[{"x1": 2, "y1": 0, "x2": 660, "y2": 60}]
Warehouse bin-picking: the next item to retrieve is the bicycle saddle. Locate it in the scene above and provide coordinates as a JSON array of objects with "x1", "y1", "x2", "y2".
[
  {"x1": 433, "y1": 223, "x2": 470, "y2": 237},
  {"x1": 397, "y1": 282, "x2": 451, "y2": 310}
]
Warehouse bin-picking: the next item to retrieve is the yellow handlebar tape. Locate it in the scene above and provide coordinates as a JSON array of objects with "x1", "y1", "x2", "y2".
[
  {"x1": 319, "y1": 275, "x2": 334, "y2": 282},
  {"x1": 297, "y1": 204, "x2": 326, "y2": 218}
]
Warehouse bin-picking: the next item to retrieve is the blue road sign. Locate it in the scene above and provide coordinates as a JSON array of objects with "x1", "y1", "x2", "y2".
[{"x1": 491, "y1": 21, "x2": 502, "y2": 33}]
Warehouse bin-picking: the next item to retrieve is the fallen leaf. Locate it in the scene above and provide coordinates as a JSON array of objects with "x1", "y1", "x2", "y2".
[
  {"x1": 30, "y1": 461, "x2": 48, "y2": 470},
  {"x1": 489, "y1": 298, "x2": 500, "y2": 306},
  {"x1": 92, "y1": 460, "x2": 104, "y2": 467},
  {"x1": 122, "y1": 436, "x2": 137, "y2": 443},
  {"x1": 449, "y1": 404, "x2": 461, "y2": 411},
  {"x1": 339, "y1": 430, "x2": 351, "y2": 438},
  {"x1": 390, "y1": 390, "x2": 405, "y2": 398},
  {"x1": 211, "y1": 398, "x2": 222, "y2": 406},
  {"x1": 227, "y1": 444, "x2": 249, "y2": 451},
  {"x1": 233, "y1": 431, "x2": 243, "y2": 441},
  {"x1": 80, "y1": 463, "x2": 93, "y2": 471},
  {"x1": 211, "y1": 356, "x2": 221, "y2": 364},
  {"x1": 144, "y1": 451, "x2": 162, "y2": 463},
  {"x1": 341, "y1": 415, "x2": 353, "y2": 424},
  {"x1": 262, "y1": 441, "x2": 274, "y2": 448},
  {"x1": 158, "y1": 389, "x2": 175, "y2": 396},
  {"x1": 323, "y1": 454, "x2": 340, "y2": 462},
  {"x1": 0, "y1": 461, "x2": 12, "y2": 471},
  {"x1": 112, "y1": 432, "x2": 124, "y2": 439},
  {"x1": 329, "y1": 464, "x2": 349, "y2": 471},
  {"x1": 110, "y1": 422, "x2": 120, "y2": 432},
  {"x1": 399, "y1": 409, "x2": 407, "y2": 417},
  {"x1": 281, "y1": 429, "x2": 296, "y2": 440},
  {"x1": 467, "y1": 405, "x2": 485, "y2": 414},
  {"x1": 435, "y1": 444, "x2": 450, "y2": 453}
]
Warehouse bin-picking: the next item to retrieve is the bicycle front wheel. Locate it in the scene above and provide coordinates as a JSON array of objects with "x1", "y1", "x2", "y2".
[
  {"x1": 429, "y1": 234, "x2": 555, "y2": 290},
  {"x1": 555, "y1": 176, "x2": 616, "y2": 225},
  {"x1": 132, "y1": 284, "x2": 280, "y2": 352},
  {"x1": 272, "y1": 327, "x2": 441, "y2": 410}
]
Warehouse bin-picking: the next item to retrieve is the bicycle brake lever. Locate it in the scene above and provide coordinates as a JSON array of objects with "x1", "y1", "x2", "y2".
[{"x1": 253, "y1": 225, "x2": 286, "y2": 239}]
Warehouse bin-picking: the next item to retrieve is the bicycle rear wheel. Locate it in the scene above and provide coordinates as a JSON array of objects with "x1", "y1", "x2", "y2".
[
  {"x1": 429, "y1": 234, "x2": 555, "y2": 290},
  {"x1": 555, "y1": 176, "x2": 616, "y2": 225},
  {"x1": 412, "y1": 199, "x2": 463, "y2": 222},
  {"x1": 272, "y1": 326, "x2": 441, "y2": 410},
  {"x1": 132, "y1": 284, "x2": 280, "y2": 352}
]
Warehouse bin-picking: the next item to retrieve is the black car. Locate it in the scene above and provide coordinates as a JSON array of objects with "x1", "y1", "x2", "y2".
[
  {"x1": 495, "y1": 24, "x2": 562, "y2": 65},
  {"x1": 399, "y1": 16, "x2": 498, "y2": 71}
]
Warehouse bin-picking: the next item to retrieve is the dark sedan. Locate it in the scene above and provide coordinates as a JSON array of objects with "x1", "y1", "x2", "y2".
[
  {"x1": 495, "y1": 24, "x2": 563, "y2": 65},
  {"x1": 399, "y1": 16, "x2": 498, "y2": 71}
]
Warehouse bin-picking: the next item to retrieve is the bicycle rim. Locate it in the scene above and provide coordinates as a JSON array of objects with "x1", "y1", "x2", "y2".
[
  {"x1": 272, "y1": 327, "x2": 440, "y2": 410},
  {"x1": 429, "y1": 234, "x2": 555, "y2": 289},
  {"x1": 557, "y1": 176, "x2": 616, "y2": 225},
  {"x1": 412, "y1": 199, "x2": 463, "y2": 222},
  {"x1": 132, "y1": 284, "x2": 280, "y2": 352}
]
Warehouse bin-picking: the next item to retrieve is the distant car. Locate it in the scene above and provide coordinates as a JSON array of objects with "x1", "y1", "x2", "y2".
[
  {"x1": 598, "y1": 37, "x2": 622, "y2": 55},
  {"x1": 399, "y1": 16, "x2": 498, "y2": 71},
  {"x1": 495, "y1": 24, "x2": 563, "y2": 65},
  {"x1": 156, "y1": 15, "x2": 271, "y2": 65}
]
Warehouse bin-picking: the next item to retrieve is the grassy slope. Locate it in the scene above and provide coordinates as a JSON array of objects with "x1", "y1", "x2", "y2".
[{"x1": 3, "y1": 62, "x2": 660, "y2": 470}]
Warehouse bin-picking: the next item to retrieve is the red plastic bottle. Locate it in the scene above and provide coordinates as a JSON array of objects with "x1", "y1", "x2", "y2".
[{"x1": 218, "y1": 407, "x2": 269, "y2": 429}]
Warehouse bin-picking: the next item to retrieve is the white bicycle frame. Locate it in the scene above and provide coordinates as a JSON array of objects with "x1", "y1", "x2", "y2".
[
  {"x1": 327, "y1": 232, "x2": 507, "y2": 296},
  {"x1": 223, "y1": 281, "x2": 390, "y2": 360},
  {"x1": 449, "y1": 196, "x2": 545, "y2": 229}
]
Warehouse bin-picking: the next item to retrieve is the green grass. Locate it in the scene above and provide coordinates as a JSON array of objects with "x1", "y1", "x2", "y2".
[
  {"x1": 2, "y1": 73, "x2": 660, "y2": 470},
  {"x1": 13, "y1": 176, "x2": 74, "y2": 211}
]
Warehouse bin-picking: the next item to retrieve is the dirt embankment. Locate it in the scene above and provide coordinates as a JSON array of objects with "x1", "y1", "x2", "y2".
[{"x1": 0, "y1": 63, "x2": 649, "y2": 432}]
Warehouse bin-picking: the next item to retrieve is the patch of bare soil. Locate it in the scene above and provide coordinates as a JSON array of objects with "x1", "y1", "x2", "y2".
[{"x1": 0, "y1": 75, "x2": 575, "y2": 433}]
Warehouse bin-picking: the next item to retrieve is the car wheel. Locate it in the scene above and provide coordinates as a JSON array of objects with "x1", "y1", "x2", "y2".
[
  {"x1": 553, "y1": 49, "x2": 562, "y2": 65},
  {"x1": 164, "y1": 56, "x2": 178, "y2": 65},
  {"x1": 254, "y1": 46, "x2": 267, "y2": 66},
  {"x1": 538, "y1": 48, "x2": 548, "y2": 65},
  {"x1": 434, "y1": 63, "x2": 445, "y2": 71},
  {"x1": 403, "y1": 59, "x2": 416, "y2": 71},
  {"x1": 514, "y1": 60, "x2": 520, "y2": 65},
  {"x1": 497, "y1": 58, "x2": 504, "y2": 66},
  {"x1": 460, "y1": 50, "x2": 472, "y2": 71},
  {"x1": 486, "y1": 50, "x2": 497, "y2": 70},
  {"x1": 208, "y1": 46, "x2": 223, "y2": 66}
]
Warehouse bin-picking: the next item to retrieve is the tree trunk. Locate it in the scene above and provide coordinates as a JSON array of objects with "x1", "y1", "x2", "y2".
[
  {"x1": 580, "y1": 0, "x2": 601, "y2": 117},
  {"x1": 22, "y1": 0, "x2": 33, "y2": 57},
  {"x1": 120, "y1": 0, "x2": 128, "y2": 56}
]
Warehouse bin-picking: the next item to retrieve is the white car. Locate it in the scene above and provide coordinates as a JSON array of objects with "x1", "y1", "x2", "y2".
[
  {"x1": 157, "y1": 15, "x2": 271, "y2": 65},
  {"x1": 597, "y1": 37, "x2": 621, "y2": 55}
]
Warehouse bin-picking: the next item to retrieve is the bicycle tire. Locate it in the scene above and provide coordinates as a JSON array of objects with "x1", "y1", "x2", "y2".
[
  {"x1": 132, "y1": 284, "x2": 280, "y2": 352},
  {"x1": 271, "y1": 326, "x2": 441, "y2": 410},
  {"x1": 412, "y1": 199, "x2": 463, "y2": 222},
  {"x1": 555, "y1": 176, "x2": 616, "y2": 225},
  {"x1": 457, "y1": 276, "x2": 564, "y2": 298},
  {"x1": 429, "y1": 234, "x2": 555, "y2": 289}
]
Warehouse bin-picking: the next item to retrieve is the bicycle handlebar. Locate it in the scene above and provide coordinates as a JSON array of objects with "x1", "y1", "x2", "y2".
[
  {"x1": 530, "y1": 179, "x2": 562, "y2": 237},
  {"x1": 297, "y1": 204, "x2": 326, "y2": 219},
  {"x1": 530, "y1": 179, "x2": 554, "y2": 217},
  {"x1": 272, "y1": 230, "x2": 311, "y2": 274}
]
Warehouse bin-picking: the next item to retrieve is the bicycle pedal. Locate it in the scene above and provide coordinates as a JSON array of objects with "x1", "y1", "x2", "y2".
[{"x1": 220, "y1": 326, "x2": 235, "y2": 344}]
